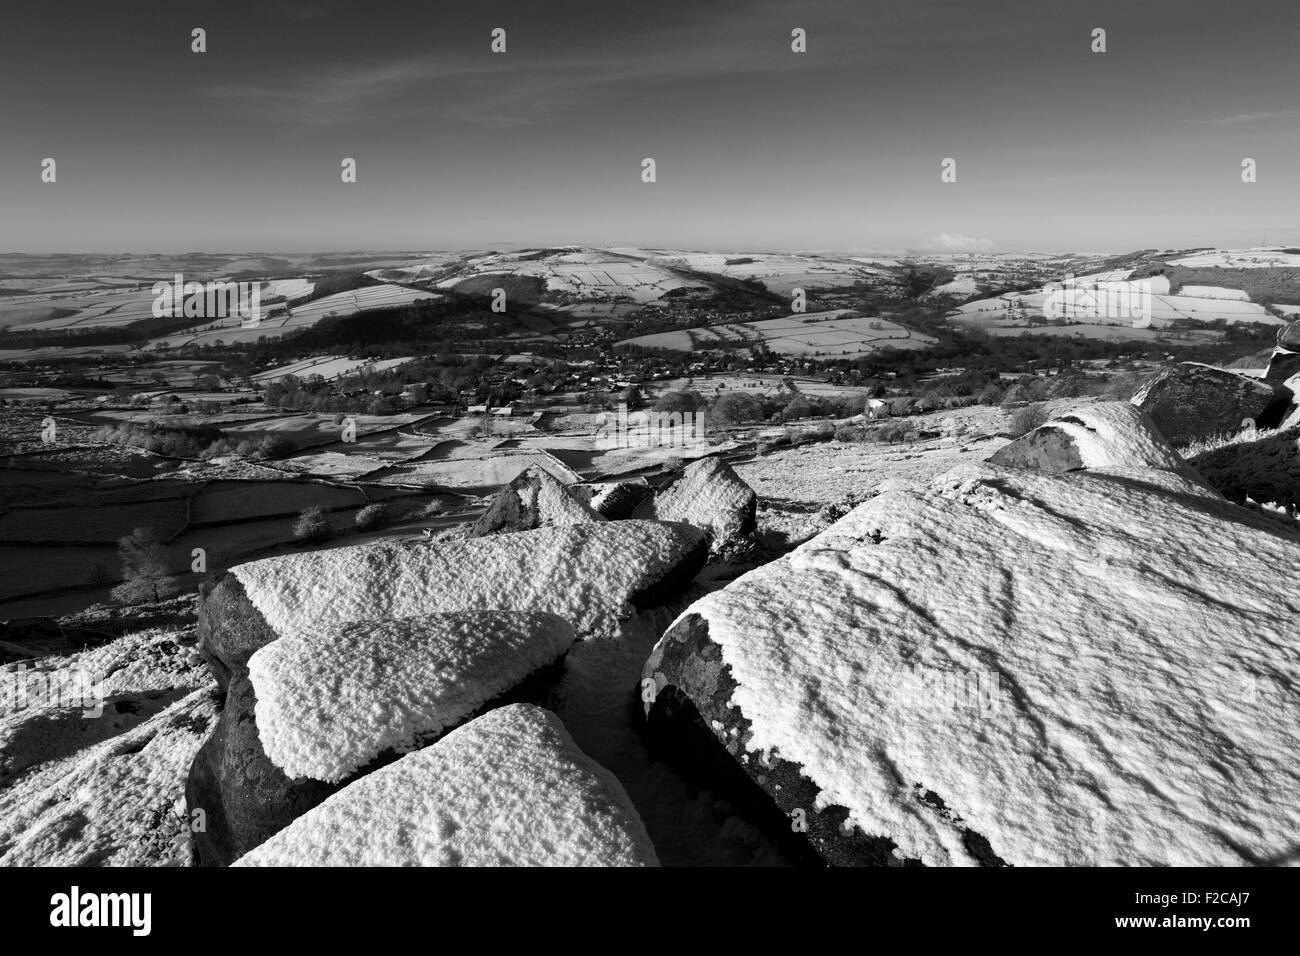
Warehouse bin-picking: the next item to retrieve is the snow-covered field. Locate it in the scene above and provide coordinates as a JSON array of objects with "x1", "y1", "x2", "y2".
[
  {"x1": 638, "y1": 250, "x2": 901, "y2": 296},
  {"x1": 433, "y1": 247, "x2": 706, "y2": 303},
  {"x1": 251, "y1": 355, "x2": 416, "y2": 384},
  {"x1": 1166, "y1": 246, "x2": 1300, "y2": 268},
  {"x1": 619, "y1": 310, "x2": 935, "y2": 357},
  {"x1": 953, "y1": 272, "x2": 1284, "y2": 331}
]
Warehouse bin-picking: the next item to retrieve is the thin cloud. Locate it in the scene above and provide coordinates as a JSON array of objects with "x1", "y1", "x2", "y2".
[
  {"x1": 205, "y1": 3, "x2": 861, "y2": 129},
  {"x1": 1188, "y1": 109, "x2": 1300, "y2": 125}
]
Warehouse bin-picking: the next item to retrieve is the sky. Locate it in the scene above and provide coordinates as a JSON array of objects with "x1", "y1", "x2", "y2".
[{"x1": 1, "y1": 0, "x2": 1297, "y2": 254}]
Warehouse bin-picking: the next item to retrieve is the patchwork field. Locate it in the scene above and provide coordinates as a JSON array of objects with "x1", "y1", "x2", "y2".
[
  {"x1": 251, "y1": 355, "x2": 417, "y2": 384},
  {"x1": 618, "y1": 310, "x2": 935, "y2": 357},
  {"x1": 434, "y1": 248, "x2": 709, "y2": 304},
  {"x1": 148, "y1": 284, "x2": 442, "y2": 349},
  {"x1": 952, "y1": 273, "x2": 1286, "y2": 334}
]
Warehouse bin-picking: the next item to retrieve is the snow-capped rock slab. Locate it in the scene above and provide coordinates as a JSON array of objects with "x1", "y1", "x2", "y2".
[
  {"x1": 643, "y1": 460, "x2": 1300, "y2": 866},
  {"x1": 633, "y1": 458, "x2": 757, "y2": 550},
  {"x1": 1131, "y1": 362, "x2": 1291, "y2": 444},
  {"x1": 189, "y1": 520, "x2": 704, "y2": 865},
  {"x1": 225, "y1": 519, "x2": 705, "y2": 650},
  {"x1": 234, "y1": 704, "x2": 659, "y2": 867},
  {"x1": 467, "y1": 465, "x2": 604, "y2": 537},
  {"x1": 988, "y1": 401, "x2": 1202, "y2": 480},
  {"x1": 251, "y1": 611, "x2": 576, "y2": 782}
]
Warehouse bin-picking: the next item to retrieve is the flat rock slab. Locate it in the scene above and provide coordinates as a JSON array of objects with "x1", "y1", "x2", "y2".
[
  {"x1": 222, "y1": 519, "x2": 706, "y2": 648},
  {"x1": 251, "y1": 611, "x2": 576, "y2": 782},
  {"x1": 643, "y1": 460, "x2": 1300, "y2": 866},
  {"x1": 233, "y1": 704, "x2": 659, "y2": 867}
]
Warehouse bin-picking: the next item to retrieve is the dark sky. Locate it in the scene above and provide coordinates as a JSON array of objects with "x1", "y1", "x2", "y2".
[{"x1": 1, "y1": 0, "x2": 1297, "y2": 253}]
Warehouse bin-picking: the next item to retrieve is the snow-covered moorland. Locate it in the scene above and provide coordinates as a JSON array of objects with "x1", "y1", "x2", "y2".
[{"x1": 4, "y1": 363, "x2": 1299, "y2": 867}]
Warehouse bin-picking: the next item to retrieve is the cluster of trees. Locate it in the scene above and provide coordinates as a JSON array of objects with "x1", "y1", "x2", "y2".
[
  {"x1": 92, "y1": 420, "x2": 293, "y2": 460},
  {"x1": 652, "y1": 386, "x2": 870, "y2": 427},
  {"x1": 260, "y1": 354, "x2": 513, "y2": 413}
]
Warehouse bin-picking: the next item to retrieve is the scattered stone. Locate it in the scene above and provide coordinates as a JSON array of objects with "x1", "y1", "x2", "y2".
[{"x1": 188, "y1": 521, "x2": 705, "y2": 864}]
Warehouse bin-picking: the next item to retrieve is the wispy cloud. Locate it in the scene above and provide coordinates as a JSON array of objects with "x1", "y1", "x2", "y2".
[
  {"x1": 205, "y1": 1, "x2": 864, "y2": 129},
  {"x1": 1188, "y1": 109, "x2": 1300, "y2": 125}
]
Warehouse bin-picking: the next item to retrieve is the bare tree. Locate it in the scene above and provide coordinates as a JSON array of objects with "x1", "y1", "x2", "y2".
[{"x1": 110, "y1": 527, "x2": 178, "y2": 605}]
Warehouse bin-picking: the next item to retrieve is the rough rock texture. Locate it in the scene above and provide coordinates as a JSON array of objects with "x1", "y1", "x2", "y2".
[
  {"x1": 0, "y1": 686, "x2": 219, "y2": 866},
  {"x1": 1131, "y1": 362, "x2": 1292, "y2": 444},
  {"x1": 642, "y1": 460, "x2": 1300, "y2": 866},
  {"x1": 188, "y1": 521, "x2": 706, "y2": 865},
  {"x1": 222, "y1": 520, "x2": 705, "y2": 646},
  {"x1": 1, "y1": 624, "x2": 212, "y2": 787},
  {"x1": 633, "y1": 457, "x2": 757, "y2": 550},
  {"x1": 233, "y1": 705, "x2": 659, "y2": 867},
  {"x1": 988, "y1": 401, "x2": 1201, "y2": 479},
  {"x1": 588, "y1": 480, "x2": 653, "y2": 520},
  {"x1": 1189, "y1": 427, "x2": 1300, "y2": 510},
  {"x1": 467, "y1": 465, "x2": 604, "y2": 537},
  {"x1": 251, "y1": 611, "x2": 576, "y2": 782}
]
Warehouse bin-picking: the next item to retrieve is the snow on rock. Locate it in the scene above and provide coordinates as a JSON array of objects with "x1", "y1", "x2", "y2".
[
  {"x1": 988, "y1": 401, "x2": 1204, "y2": 482},
  {"x1": 0, "y1": 686, "x2": 219, "y2": 866},
  {"x1": 643, "y1": 460, "x2": 1300, "y2": 866},
  {"x1": 189, "y1": 521, "x2": 704, "y2": 865},
  {"x1": 1, "y1": 625, "x2": 211, "y2": 786},
  {"x1": 587, "y1": 479, "x2": 653, "y2": 520},
  {"x1": 251, "y1": 611, "x2": 576, "y2": 782},
  {"x1": 227, "y1": 520, "x2": 706, "y2": 645},
  {"x1": 633, "y1": 458, "x2": 757, "y2": 551},
  {"x1": 1131, "y1": 362, "x2": 1292, "y2": 444},
  {"x1": 233, "y1": 704, "x2": 659, "y2": 867},
  {"x1": 467, "y1": 465, "x2": 604, "y2": 537}
]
